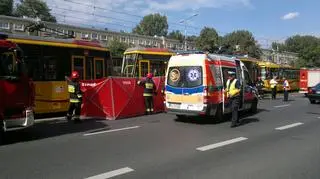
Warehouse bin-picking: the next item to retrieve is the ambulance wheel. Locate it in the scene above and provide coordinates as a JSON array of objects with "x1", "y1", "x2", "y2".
[
  {"x1": 309, "y1": 99, "x2": 316, "y2": 104},
  {"x1": 250, "y1": 99, "x2": 258, "y2": 113},
  {"x1": 214, "y1": 104, "x2": 223, "y2": 122},
  {"x1": 176, "y1": 115, "x2": 186, "y2": 120}
]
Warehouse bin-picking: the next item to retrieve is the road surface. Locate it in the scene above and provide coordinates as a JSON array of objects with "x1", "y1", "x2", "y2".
[{"x1": 0, "y1": 94, "x2": 320, "y2": 179}]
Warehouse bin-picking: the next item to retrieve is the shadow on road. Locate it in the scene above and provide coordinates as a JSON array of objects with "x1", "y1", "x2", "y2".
[
  {"x1": 2, "y1": 119, "x2": 108, "y2": 145},
  {"x1": 175, "y1": 108, "x2": 268, "y2": 125}
]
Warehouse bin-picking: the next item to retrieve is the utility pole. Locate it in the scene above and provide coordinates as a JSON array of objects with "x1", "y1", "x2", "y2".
[{"x1": 179, "y1": 13, "x2": 198, "y2": 51}]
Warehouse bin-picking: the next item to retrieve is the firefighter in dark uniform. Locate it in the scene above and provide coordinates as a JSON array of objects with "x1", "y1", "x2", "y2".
[
  {"x1": 138, "y1": 73, "x2": 157, "y2": 115},
  {"x1": 226, "y1": 71, "x2": 241, "y2": 128},
  {"x1": 66, "y1": 71, "x2": 83, "y2": 122}
]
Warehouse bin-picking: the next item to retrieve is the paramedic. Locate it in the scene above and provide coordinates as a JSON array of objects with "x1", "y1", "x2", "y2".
[
  {"x1": 226, "y1": 71, "x2": 241, "y2": 128},
  {"x1": 283, "y1": 77, "x2": 290, "y2": 101}
]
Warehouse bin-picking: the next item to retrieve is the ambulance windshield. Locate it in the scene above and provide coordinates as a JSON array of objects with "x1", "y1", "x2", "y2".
[{"x1": 167, "y1": 66, "x2": 202, "y2": 88}]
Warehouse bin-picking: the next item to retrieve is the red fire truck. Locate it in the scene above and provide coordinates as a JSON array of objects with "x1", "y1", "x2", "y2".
[
  {"x1": 299, "y1": 68, "x2": 320, "y2": 95},
  {"x1": 0, "y1": 33, "x2": 35, "y2": 143}
]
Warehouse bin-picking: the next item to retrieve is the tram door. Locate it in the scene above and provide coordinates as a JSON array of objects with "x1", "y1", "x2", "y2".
[{"x1": 139, "y1": 60, "x2": 150, "y2": 78}]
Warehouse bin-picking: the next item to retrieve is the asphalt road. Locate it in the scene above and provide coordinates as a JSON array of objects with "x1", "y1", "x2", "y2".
[{"x1": 1, "y1": 93, "x2": 320, "y2": 179}]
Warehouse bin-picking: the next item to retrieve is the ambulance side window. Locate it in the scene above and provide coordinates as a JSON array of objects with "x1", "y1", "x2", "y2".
[
  {"x1": 210, "y1": 65, "x2": 223, "y2": 88},
  {"x1": 244, "y1": 70, "x2": 253, "y2": 86}
]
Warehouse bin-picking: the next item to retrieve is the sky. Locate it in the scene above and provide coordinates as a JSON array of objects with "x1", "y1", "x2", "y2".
[{"x1": 42, "y1": 0, "x2": 320, "y2": 48}]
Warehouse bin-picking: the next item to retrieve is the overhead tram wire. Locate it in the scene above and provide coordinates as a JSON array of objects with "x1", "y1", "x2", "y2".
[
  {"x1": 49, "y1": 0, "x2": 281, "y2": 45},
  {"x1": 52, "y1": 12, "x2": 133, "y2": 28},
  {"x1": 53, "y1": 0, "x2": 203, "y2": 31},
  {"x1": 48, "y1": 5, "x2": 138, "y2": 25}
]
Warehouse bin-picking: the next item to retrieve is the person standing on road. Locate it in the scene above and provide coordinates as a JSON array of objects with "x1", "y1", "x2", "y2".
[
  {"x1": 270, "y1": 76, "x2": 278, "y2": 100},
  {"x1": 255, "y1": 76, "x2": 265, "y2": 99},
  {"x1": 226, "y1": 71, "x2": 241, "y2": 128},
  {"x1": 283, "y1": 77, "x2": 290, "y2": 101},
  {"x1": 138, "y1": 73, "x2": 157, "y2": 115},
  {"x1": 66, "y1": 71, "x2": 83, "y2": 123}
]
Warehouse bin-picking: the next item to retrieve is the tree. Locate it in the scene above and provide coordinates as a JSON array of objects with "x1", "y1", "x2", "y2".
[
  {"x1": 196, "y1": 27, "x2": 219, "y2": 52},
  {"x1": 187, "y1": 35, "x2": 197, "y2": 42},
  {"x1": 15, "y1": 0, "x2": 56, "y2": 22},
  {"x1": 222, "y1": 30, "x2": 261, "y2": 58},
  {"x1": 0, "y1": 0, "x2": 13, "y2": 16},
  {"x1": 279, "y1": 35, "x2": 320, "y2": 67},
  {"x1": 132, "y1": 13, "x2": 168, "y2": 36},
  {"x1": 168, "y1": 30, "x2": 184, "y2": 42},
  {"x1": 107, "y1": 39, "x2": 130, "y2": 58}
]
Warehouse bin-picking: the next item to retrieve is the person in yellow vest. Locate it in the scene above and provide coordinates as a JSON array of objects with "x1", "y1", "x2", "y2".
[
  {"x1": 270, "y1": 76, "x2": 278, "y2": 100},
  {"x1": 283, "y1": 77, "x2": 290, "y2": 101},
  {"x1": 226, "y1": 71, "x2": 241, "y2": 128},
  {"x1": 138, "y1": 73, "x2": 157, "y2": 115},
  {"x1": 65, "y1": 71, "x2": 83, "y2": 123}
]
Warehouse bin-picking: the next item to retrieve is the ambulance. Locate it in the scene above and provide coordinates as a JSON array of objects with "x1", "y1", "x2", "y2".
[{"x1": 164, "y1": 52, "x2": 258, "y2": 121}]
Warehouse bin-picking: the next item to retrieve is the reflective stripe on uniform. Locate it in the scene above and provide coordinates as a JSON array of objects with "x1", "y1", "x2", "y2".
[
  {"x1": 143, "y1": 93, "x2": 153, "y2": 96},
  {"x1": 70, "y1": 99, "x2": 81, "y2": 103},
  {"x1": 68, "y1": 85, "x2": 75, "y2": 93},
  {"x1": 145, "y1": 83, "x2": 154, "y2": 89}
]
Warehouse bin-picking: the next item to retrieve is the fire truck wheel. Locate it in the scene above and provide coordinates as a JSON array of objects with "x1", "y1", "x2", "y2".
[
  {"x1": 250, "y1": 99, "x2": 258, "y2": 113},
  {"x1": 214, "y1": 104, "x2": 223, "y2": 122}
]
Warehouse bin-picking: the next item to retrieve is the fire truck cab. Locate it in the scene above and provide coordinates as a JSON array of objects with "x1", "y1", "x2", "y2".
[
  {"x1": 0, "y1": 33, "x2": 35, "y2": 143},
  {"x1": 164, "y1": 53, "x2": 258, "y2": 121},
  {"x1": 299, "y1": 68, "x2": 320, "y2": 95}
]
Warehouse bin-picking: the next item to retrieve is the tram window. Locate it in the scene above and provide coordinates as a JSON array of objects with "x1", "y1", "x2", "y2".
[
  {"x1": 73, "y1": 57, "x2": 84, "y2": 80},
  {"x1": 95, "y1": 60, "x2": 103, "y2": 79},
  {"x1": 43, "y1": 56, "x2": 57, "y2": 80},
  {"x1": 123, "y1": 54, "x2": 136, "y2": 77},
  {"x1": 150, "y1": 61, "x2": 167, "y2": 76},
  {"x1": 85, "y1": 57, "x2": 94, "y2": 80}
]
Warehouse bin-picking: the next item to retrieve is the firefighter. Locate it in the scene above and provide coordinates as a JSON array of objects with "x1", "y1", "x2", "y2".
[
  {"x1": 138, "y1": 73, "x2": 157, "y2": 115},
  {"x1": 255, "y1": 76, "x2": 264, "y2": 99},
  {"x1": 226, "y1": 71, "x2": 241, "y2": 128},
  {"x1": 66, "y1": 71, "x2": 83, "y2": 122},
  {"x1": 283, "y1": 77, "x2": 290, "y2": 101}
]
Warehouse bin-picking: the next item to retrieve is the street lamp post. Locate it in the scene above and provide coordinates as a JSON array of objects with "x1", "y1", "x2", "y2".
[{"x1": 179, "y1": 13, "x2": 198, "y2": 51}]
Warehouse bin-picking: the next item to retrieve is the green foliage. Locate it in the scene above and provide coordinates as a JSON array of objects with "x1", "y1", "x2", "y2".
[
  {"x1": 186, "y1": 35, "x2": 197, "y2": 42},
  {"x1": 222, "y1": 30, "x2": 261, "y2": 58},
  {"x1": 277, "y1": 35, "x2": 320, "y2": 67},
  {"x1": 0, "y1": 0, "x2": 13, "y2": 16},
  {"x1": 107, "y1": 39, "x2": 130, "y2": 58},
  {"x1": 132, "y1": 13, "x2": 168, "y2": 36},
  {"x1": 168, "y1": 30, "x2": 184, "y2": 42},
  {"x1": 15, "y1": 0, "x2": 56, "y2": 22},
  {"x1": 196, "y1": 27, "x2": 219, "y2": 52}
]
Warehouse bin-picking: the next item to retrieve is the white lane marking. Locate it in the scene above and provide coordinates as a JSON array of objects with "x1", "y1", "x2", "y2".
[
  {"x1": 196, "y1": 137, "x2": 248, "y2": 152},
  {"x1": 84, "y1": 126, "x2": 140, "y2": 136},
  {"x1": 85, "y1": 167, "x2": 134, "y2": 179},
  {"x1": 274, "y1": 104, "x2": 291, "y2": 108},
  {"x1": 275, "y1": 122, "x2": 304, "y2": 130}
]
